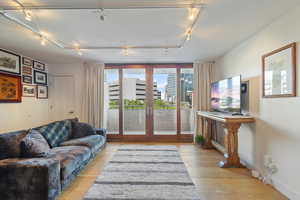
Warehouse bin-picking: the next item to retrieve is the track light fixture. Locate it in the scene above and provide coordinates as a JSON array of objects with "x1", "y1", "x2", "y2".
[
  {"x1": 24, "y1": 10, "x2": 32, "y2": 21},
  {"x1": 93, "y1": 8, "x2": 106, "y2": 21},
  {"x1": 189, "y1": 8, "x2": 196, "y2": 20},
  {"x1": 40, "y1": 36, "x2": 46, "y2": 46},
  {"x1": 123, "y1": 48, "x2": 129, "y2": 56},
  {"x1": 74, "y1": 43, "x2": 82, "y2": 56},
  {"x1": 186, "y1": 30, "x2": 192, "y2": 41}
]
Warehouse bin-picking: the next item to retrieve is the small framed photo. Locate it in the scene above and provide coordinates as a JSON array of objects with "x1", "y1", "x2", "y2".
[
  {"x1": 22, "y1": 57, "x2": 33, "y2": 67},
  {"x1": 37, "y1": 85, "x2": 48, "y2": 99},
  {"x1": 0, "y1": 49, "x2": 21, "y2": 75},
  {"x1": 0, "y1": 72, "x2": 22, "y2": 103},
  {"x1": 33, "y1": 61, "x2": 46, "y2": 71},
  {"x1": 22, "y1": 65, "x2": 32, "y2": 76},
  {"x1": 22, "y1": 84, "x2": 36, "y2": 97},
  {"x1": 34, "y1": 70, "x2": 47, "y2": 85},
  {"x1": 22, "y1": 75, "x2": 32, "y2": 84}
]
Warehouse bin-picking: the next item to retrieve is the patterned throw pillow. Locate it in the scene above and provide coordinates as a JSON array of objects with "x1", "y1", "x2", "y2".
[
  {"x1": 21, "y1": 129, "x2": 50, "y2": 158},
  {"x1": 72, "y1": 122, "x2": 96, "y2": 139},
  {"x1": 35, "y1": 120, "x2": 72, "y2": 147}
]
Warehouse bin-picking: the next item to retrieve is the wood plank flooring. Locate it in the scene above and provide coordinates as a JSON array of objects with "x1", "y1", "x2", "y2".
[{"x1": 58, "y1": 143, "x2": 287, "y2": 200}]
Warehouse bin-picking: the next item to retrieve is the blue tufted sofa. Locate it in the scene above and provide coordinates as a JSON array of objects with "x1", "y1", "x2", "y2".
[{"x1": 0, "y1": 118, "x2": 106, "y2": 200}]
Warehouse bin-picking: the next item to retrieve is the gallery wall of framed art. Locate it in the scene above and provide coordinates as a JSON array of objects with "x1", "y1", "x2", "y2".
[{"x1": 0, "y1": 48, "x2": 48, "y2": 103}]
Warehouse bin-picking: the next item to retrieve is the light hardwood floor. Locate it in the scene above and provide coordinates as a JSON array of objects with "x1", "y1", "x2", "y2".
[{"x1": 58, "y1": 143, "x2": 287, "y2": 200}]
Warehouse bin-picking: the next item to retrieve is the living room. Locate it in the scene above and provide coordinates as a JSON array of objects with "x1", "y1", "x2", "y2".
[{"x1": 0, "y1": 0, "x2": 299, "y2": 200}]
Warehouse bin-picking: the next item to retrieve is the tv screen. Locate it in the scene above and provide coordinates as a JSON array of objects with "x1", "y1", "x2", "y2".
[{"x1": 211, "y1": 75, "x2": 241, "y2": 113}]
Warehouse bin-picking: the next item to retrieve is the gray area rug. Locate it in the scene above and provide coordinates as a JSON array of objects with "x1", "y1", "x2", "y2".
[{"x1": 83, "y1": 145, "x2": 201, "y2": 200}]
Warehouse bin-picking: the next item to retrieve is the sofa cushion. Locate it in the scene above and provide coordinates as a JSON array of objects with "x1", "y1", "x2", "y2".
[
  {"x1": 21, "y1": 129, "x2": 50, "y2": 158},
  {"x1": 47, "y1": 146, "x2": 91, "y2": 180},
  {"x1": 35, "y1": 120, "x2": 72, "y2": 147},
  {"x1": 0, "y1": 130, "x2": 27, "y2": 159},
  {"x1": 72, "y1": 122, "x2": 96, "y2": 139},
  {"x1": 60, "y1": 135, "x2": 105, "y2": 155}
]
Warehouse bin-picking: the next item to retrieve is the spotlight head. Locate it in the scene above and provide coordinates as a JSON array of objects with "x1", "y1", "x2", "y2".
[
  {"x1": 40, "y1": 37, "x2": 46, "y2": 46},
  {"x1": 25, "y1": 11, "x2": 32, "y2": 21},
  {"x1": 100, "y1": 15, "x2": 105, "y2": 21}
]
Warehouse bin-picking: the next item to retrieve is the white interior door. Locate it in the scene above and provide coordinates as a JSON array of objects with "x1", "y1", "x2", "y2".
[{"x1": 49, "y1": 75, "x2": 76, "y2": 121}]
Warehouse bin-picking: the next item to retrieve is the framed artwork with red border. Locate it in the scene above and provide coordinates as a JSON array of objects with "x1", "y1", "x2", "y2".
[{"x1": 0, "y1": 72, "x2": 22, "y2": 103}]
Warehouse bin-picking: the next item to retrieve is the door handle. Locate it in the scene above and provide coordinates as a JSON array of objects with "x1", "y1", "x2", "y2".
[{"x1": 69, "y1": 111, "x2": 74, "y2": 114}]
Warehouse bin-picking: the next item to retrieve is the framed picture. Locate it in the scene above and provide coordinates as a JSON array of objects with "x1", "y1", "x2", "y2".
[
  {"x1": 33, "y1": 61, "x2": 46, "y2": 71},
  {"x1": 262, "y1": 42, "x2": 297, "y2": 98},
  {"x1": 0, "y1": 49, "x2": 21, "y2": 75},
  {"x1": 37, "y1": 85, "x2": 48, "y2": 99},
  {"x1": 22, "y1": 57, "x2": 33, "y2": 67},
  {"x1": 0, "y1": 72, "x2": 22, "y2": 103},
  {"x1": 22, "y1": 84, "x2": 36, "y2": 97},
  {"x1": 22, "y1": 65, "x2": 33, "y2": 75},
  {"x1": 22, "y1": 75, "x2": 32, "y2": 84},
  {"x1": 34, "y1": 70, "x2": 47, "y2": 85}
]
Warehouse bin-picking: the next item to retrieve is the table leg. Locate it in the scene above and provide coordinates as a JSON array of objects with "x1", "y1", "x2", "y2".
[
  {"x1": 219, "y1": 123, "x2": 245, "y2": 168},
  {"x1": 202, "y1": 118, "x2": 213, "y2": 149}
]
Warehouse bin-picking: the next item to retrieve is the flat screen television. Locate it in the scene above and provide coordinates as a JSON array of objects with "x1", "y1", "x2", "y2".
[{"x1": 210, "y1": 75, "x2": 241, "y2": 113}]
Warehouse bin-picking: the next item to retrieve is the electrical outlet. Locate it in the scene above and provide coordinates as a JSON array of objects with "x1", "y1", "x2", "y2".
[{"x1": 264, "y1": 155, "x2": 273, "y2": 167}]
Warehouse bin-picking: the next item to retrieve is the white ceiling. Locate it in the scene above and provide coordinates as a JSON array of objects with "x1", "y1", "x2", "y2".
[{"x1": 0, "y1": 0, "x2": 299, "y2": 64}]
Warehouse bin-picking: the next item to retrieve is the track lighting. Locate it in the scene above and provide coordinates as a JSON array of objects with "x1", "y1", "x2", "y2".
[
  {"x1": 24, "y1": 10, "x2": 32, "y2": 21},
  {"x1": 74, "y1": 43, "x2": 82, "y2": 56},
  {"x1": 123, "y1": 48, "x2": 129, "y2": 56},
  {"x1": 186, "y1": 30, "x2": 192, "y2": 41},
  {"x1": 40, "y1": 36, "x2": 46, "y2": 46},
  {"x1": 189, "y1": 8, "x2": 196, "y2": 20}
]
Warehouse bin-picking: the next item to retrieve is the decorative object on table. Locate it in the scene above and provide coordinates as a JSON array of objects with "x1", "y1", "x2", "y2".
[
  {"x1": 33, "y1": 61, "x2": 46, "y2": 71},
  {"x1": 0, "y1": 49, "x2": 21, "y2": 75},
  {"x1": 22, "y1": 84, "x2": 36, "y2": 97},
  {"x1": 195, "y1": 134, "x2": 205, "y2": 147},
  {"x1": 22, "y1": 57, "x2": 33, "y2": 67},
  {"x1": 262, "y1": 42, "x2": 297, "y2": 98},
  {"x1": 37, "y1": 85, "x2": 48, "y2": 99},
  {"x1": 22, "y1": 65, "x2": 33, "y2": 75},
  {"x1": 22, "y1": 75, "x2": 33, "y2": 84},
  {"x1": 0, "y1": 72, "x2": 21, "y2": 103},
  {"x1": 34, "y1": 70, "x2": 47, "y2": 85}
]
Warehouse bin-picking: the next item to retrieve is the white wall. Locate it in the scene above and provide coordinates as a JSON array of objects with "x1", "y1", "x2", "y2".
[
  {"x1": 0, "y1": 98, "x2": 49, "y2": 133},
  {"x1": 48, "y1": 63, "x2": 85, "y2": 121},
  {"x1": 215, "y1": 5, "x2": 300, "y2": 200}
]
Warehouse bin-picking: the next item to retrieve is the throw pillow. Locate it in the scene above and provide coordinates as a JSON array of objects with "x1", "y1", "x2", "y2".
[
  {"x1": 35, "y1": 120, "x2": 72, "y2": 147},
  {"x1": 72, "y1": 122, "x2": 96, "y2": 139},
  {"x1": 21, "y1": 129, "x2": 50, "y2": 158}
]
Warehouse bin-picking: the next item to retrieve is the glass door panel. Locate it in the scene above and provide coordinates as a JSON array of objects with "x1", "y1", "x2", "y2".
[
  {"x1": 104, "y1": 69, "x2": 119, "y2": 134},
  {"x1": 123, "y1": 68, "x2": 146, "y2": 135},
  {"x1": 153, "y1": 68, "x2": 177, "y2": 135},
  {"x1": 180, "y1": 68, "x2": 194, "y2": 134}
]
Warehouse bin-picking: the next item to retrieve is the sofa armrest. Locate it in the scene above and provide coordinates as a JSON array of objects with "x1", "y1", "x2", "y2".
[
  {"x1": 0, "y1": 158, "x2": 61, "y2": 200},
  {"x1": 94, "y1": 128, "x2": 107, "y2": 138}
]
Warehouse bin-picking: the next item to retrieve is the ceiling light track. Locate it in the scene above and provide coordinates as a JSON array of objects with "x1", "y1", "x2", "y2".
[
  {"x1": 0, "y1": 10, "x2": 65, "y2": 49},
  {"x1": 3, "y1": 2, "x2": 206, "y2": 10},
  {"x1": 1, "y1": 0, "x2": 204, "y2": 55},
  {"x1": 64, "y1": 45, "x2": 180, "y2": 50}
]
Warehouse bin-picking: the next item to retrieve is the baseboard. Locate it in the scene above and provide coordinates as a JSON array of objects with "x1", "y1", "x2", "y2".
[
  {"x1": 240, "y1": 157, "x2": 299, "y2": 200},
  {"x1": 272, "y1": 178, "x2": 300, "y2": 200}
]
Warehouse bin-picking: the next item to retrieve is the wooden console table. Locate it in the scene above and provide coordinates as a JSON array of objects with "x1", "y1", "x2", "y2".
[{"x1": 197, "y1": 111, "x2": 255, "y2": 168}]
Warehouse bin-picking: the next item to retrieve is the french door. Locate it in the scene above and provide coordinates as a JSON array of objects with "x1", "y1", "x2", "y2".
[{"x1": 104, "y1": 64, "x2": 194, "y2": 142}]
